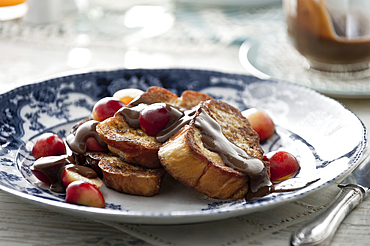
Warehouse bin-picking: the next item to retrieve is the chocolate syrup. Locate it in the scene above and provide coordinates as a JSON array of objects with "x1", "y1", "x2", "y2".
[
  {"x1": 66, "y1": 120, "x2": 107, "y2": 155},
  {"x1": 194, "y1": 109, "x2": 272, "y2": 200},
  {"x1": 119, "y1": 101, "x2": 187, "y2": 143},
  {"x1": 118, "y1": 104, "x2": 146, "y2": 128},
  {"x1": 32, "y1": 154, "x2": 100, "y2": 193},
  {"x1": 64, "y1": 164, "x2": 98, "y2": 179},
  {"x1": 32, "y1": 155, "x2": 74, "y2": 193},
  {"x1": 32, "y1": 120, "x2": 106, "y2": 193},
  {"x1": 31, "y1": 92, "x2": 309, "y2": 200},
  {"x1": 118, "y1": 96, "x2": 159, "y2": 128},
  {"x1": 127, "y1": 95, "x2": 153, "y2": 107},
  {"x1": 272, "y1": 177, "x2": 319, "y2": 193},
  {"x1": 156, "y1": 106, "x2": 194, "y2": 143},
  {"x1": 119, "y1": 96, "x2": 272, "y2": 200}
]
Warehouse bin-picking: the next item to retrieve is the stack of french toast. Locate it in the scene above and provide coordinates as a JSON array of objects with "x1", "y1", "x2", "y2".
[{"x1": 75, "y1": 86, "x2": 271, "y2": 200}]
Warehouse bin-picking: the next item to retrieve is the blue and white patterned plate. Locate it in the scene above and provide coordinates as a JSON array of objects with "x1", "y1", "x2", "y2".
[{"x1": 0, "y1": 69, "x2": 366, "y2": 225}]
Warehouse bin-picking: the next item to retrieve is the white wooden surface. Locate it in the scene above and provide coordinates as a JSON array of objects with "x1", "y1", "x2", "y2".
[
  {"x1": 0, "y1": 190, "x2": 157, "y2": 246},
  {"x1": 2, "y1": 187, "x2": 370, "y2": 246},
  {"x1": 1, "y1": 27, "x2": 370, "y2": 246},
  {"x1": 249, "y1": 196, "x2": 370, "y2": 246}
]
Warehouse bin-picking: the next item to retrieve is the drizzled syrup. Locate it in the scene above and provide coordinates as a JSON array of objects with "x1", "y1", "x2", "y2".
[
  {"x1": 119, "y1": 97, "x2": 272, "y2": 200},
  {"x1": 66, "y1": 120, "x2": 107, "y2": 155},
  {"x1": 32, "y1": 155, "x2": 73, "y2": 193},
  {"x1": 32, "y1": 120, "x2": 106, "y2": 193},
  {"x1": 194, "y1": 108, "x2": 271, "y2": 199},
  {"x1": 31, "y1": 94, "x2": 316, "y2": 199}
]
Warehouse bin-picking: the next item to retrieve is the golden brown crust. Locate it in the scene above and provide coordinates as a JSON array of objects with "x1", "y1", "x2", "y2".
[
  {"x1": 135, "y1": 87, "x2": 212, "y2": 108},
  {"x1": 108, "y1": 145, "x2": 161, "y2": 169},
  {"x1": 158, "y1": 99, "x2": 268, "y2": 200},
  {"x1": 136, "y1": 86, "x2": 180, "y2": 106},
  {"x1": 82, "y1": 151, "x2": 166, "y2": 197},
  {"x1": 69, "y1": 118, "x2": 165, "y2": 197},
  {"x1": 159, "y1": 124, "x2": 249, "y2": 200},
  {"x1": 98, "y1": 156, "x2": 166, "y2": 197},
  {"x1": 96, "y1": 86, "x2": 213, "y2": 169},
  {"x1": 179, "y1": 90, "x2": 213, "y2": 108},
  {"x1": 82, "y1": 151, "x2": 113, "y2": 177},
  {"x1": 96, "y1": 113, "x2": 162, "y2": 169},
  {"x1": 203, "y1": 100, "x2": 264, "y2": 161},
  {"x1": 72, "y1": 90, "x2": 268, "y2": 200}
]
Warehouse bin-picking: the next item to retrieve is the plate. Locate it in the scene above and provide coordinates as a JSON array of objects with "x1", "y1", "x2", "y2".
[
  {"x1": 0, "y1": 68, "x2": 366, "y2": 225},
  {"x1": 239, "y1": 32, "x2": 370, "y2": 98}
]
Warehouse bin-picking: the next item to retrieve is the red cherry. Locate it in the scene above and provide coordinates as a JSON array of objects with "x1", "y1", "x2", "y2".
[
  {"x1": 139, "y1": 103, "x2": 170, "y2": 136},
  {"x1": 31, "y1": 169, "x2": 52, "y2": 185},
  {"x1": 62, "y1": 164, "x2": 103, "y2": 189},
  {"x1": 92, "y1": 97, "x2": 126, "y2": 122},
  {"x1": 32, "y1": 133, "x2": 67, "y2": 159},
  {"x1": 265, "y1": 151, "x2": 300, "y2": 182},
  {"x1": 65, "y1": 181, "x2": 105, "y2": 208},
  {"x1": 242, "y1": 108, "x2": 275, "y2": 142},
  {"x1": 86, "y1": 137, "x2": 108, "y2": 152}
]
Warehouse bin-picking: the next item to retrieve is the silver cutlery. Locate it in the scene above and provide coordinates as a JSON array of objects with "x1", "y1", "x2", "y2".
[{"x1": 291, "y1": 152, "x2": 370, "y2": 246}]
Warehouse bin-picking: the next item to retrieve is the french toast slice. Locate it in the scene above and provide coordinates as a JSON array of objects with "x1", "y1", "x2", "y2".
[
  {"x1": 158, "y1": 100, "x2": 271, "y2": 200},
  {"x1": 98, "y1": 155, "x2": 166, "y2": 197},
  {"x1": 96, "y1": 86, "x2": 212, "y2": 169},
  {"x1": 69, "y1": 118, "x2": 166, "y2": 197},
  {"x1": 81, "y1": 151, "x2": 166, "y2": 197}
]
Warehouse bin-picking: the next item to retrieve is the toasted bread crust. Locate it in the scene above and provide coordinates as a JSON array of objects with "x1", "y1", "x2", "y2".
[
  {"x1": 159, "y1": 125, "x2": 250, "y2": 200},
  {"x1": 179, "y1": 90, "x2": 213, "y2": 108},
  {"x1": 73, "y1": 88, "x2": 269, "y2": 200},
  {"x1": 96, "y1": 86, "x2": 212, "y2": 169},
  {"x1": 84, "y1": 151, "x2": 166, "y2": 197},
  {"x1": 98, "y1": 156, "x2": 166, "y2": 197},
  {"x1": 69, "y1": 117, "x2": 165, "y2": 197},
  {"x1": 136, "y1": 86, "x2": 180, "y2": 106},
  {"x1": 158, "y1": 100, "x2": 267, "y2": 200},
  {"x1": 203, "y1": 100, "x2": 264, "y2": 160},
  {"x1": 96, "y1": 113, "x2": 162, "y2": 168},
  {"x1": 137, "y1": 87, "x2": 212, "y2": 108},
  {"x1": 82, "y1": 151, "x2": 114, "y2": 177}
]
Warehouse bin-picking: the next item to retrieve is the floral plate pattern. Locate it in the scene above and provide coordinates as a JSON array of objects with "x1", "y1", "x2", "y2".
[{"x1": 0, "y1": 69, "x2": 366, "y2": 225}]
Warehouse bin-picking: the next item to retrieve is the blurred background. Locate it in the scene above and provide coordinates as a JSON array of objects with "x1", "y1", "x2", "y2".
[{"x1": 0, "y1": 0, "x2": 283, "y2": 93}]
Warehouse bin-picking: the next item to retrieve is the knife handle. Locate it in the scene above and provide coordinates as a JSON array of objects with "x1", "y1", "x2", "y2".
[{"x1": 290, "y1": 184, "x2": 365, "y2": 246}]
